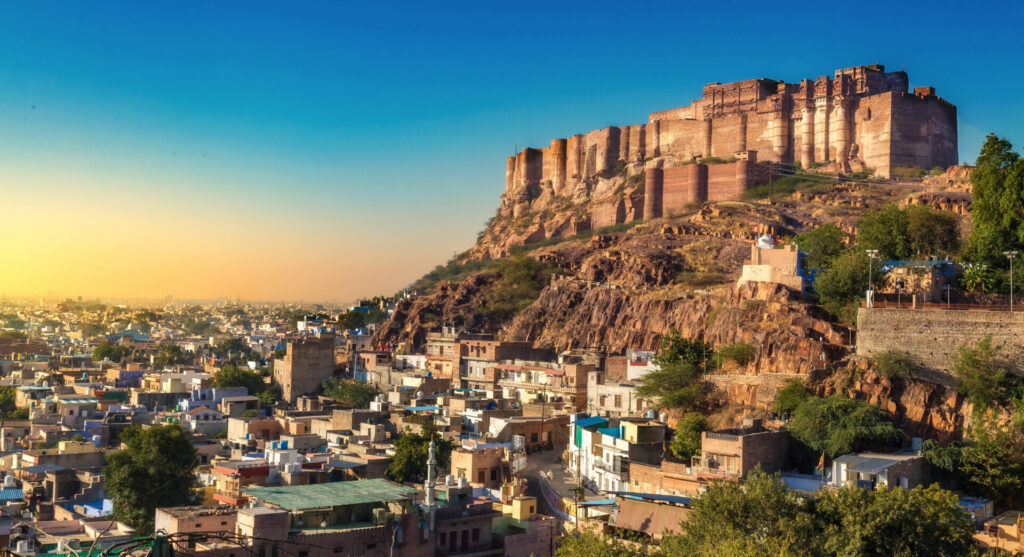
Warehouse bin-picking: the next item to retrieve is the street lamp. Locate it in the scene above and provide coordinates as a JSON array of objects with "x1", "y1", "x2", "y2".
[
  {"x1": 1005, "y1": 251, "x2": 1019, "y2": 312},
  {"x1": 866, "y1": 250, "x2": 879, "y2": 306}
]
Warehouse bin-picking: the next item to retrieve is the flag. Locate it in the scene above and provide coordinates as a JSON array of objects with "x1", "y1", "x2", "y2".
[{"x1": 816, "y1": 452, "x2": 825, "y2": 471}]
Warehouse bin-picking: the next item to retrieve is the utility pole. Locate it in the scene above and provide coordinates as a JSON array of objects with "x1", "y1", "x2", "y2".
[
  {"x1": 1005, "y1": 251, "x2": 1019, "y2": 312},
  {"x1": 768, "y1": 163, "x2": 773, "y2": 204}
]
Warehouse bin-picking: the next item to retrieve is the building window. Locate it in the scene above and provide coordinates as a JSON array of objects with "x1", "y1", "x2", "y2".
[
  {"x1": 531, "y1": 433, "x2": 538, "y2": 442},
  {"x1": 490, "y1": 469, "x2": 497, "y2": 480},
  {"x1": 472, "y1": 528, "x2": 480, "y2": 542},
  {"x1": 439, "y1": 532, "x2": 446, "y2": 546},
  {"x1": 614, "y1": 395, "x2": 622, "y2": 408}
]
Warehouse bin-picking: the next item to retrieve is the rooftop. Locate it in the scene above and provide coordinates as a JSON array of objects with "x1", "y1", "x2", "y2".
[
  {"x1": 158, "y1": 505, "x2": 238, "y2": 519},
  {"x1": 243, "y1": 478, "x2": 417, "y2": 510}
]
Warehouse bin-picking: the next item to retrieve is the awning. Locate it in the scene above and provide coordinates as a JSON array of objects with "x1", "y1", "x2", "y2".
[{"x1": 576, "y1": 498, "x2": 615, "y2": 507}]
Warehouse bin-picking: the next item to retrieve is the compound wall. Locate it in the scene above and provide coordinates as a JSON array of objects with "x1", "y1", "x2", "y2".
[{"x1": 856, "y1": 308, "x2": 1024, "y2": 371}]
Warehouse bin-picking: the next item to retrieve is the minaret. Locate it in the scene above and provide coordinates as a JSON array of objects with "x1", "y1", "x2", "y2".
[{"x1": 425, "y1": 439, "x2": 437, "y2": 507}]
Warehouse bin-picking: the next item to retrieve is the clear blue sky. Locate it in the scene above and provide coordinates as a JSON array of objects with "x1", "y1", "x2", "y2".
[{"x1": 0, "y1": 1, "x2": 1020, "y2": 301}]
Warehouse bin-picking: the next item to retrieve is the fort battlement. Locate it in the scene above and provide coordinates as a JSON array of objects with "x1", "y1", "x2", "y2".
[{"x1": 501, "y1": 64, "x2": 957, "y2": 239}]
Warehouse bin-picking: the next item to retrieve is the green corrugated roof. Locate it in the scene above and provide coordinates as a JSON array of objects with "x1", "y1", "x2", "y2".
[{"x1": 242, "y1": 479, "x2": 418, "y2": 510}]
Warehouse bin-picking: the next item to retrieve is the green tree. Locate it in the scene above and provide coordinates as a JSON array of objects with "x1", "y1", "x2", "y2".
[
  {"x1": 556, "y1": 530, "x2": 658, "y2": 557},
  {"x1": 857, "y1": 203, "x2": 960, "y2": 261},
  {"x1": 857, "y1": 204, "x2": 910, "y2": 260},
  {"x1": 93, "y1": 342, "x2": 131, "y2": 363},
  {"x1": 636, "y1": 334, "x2": 714, "y2": 409},
  {"x1": 661, "y1": 471, "x2": 816, "y2": 557},
  {"x1": 774, "y1": 380, "x2": 809, "y2": 415},
  {"x1": 154, "y1": 343, "x2": 184, "y2": 367},
  {"x1": 322, "y1": 377, "x2": 378, "y2": 409},
  {"x1": 104, "y1": 425, "x2": 198, "y2": 533},
  {"x1": 905, "y1": 204, "x2": 959, "y2": 259},
  {"x1": 337, "y1": 311, "x2": 367, "y2": 331},
  {"x1": 81, "y1": 322, "x2": 106, "y2": 336},
  {"x1": 0, "y1": 386, "x2": 18, "y2": 416},
  {"x1": 788, "y1": 395, "x2": 902, "y2": 458},
  {"x1": 959, "y1": 414, "x2": 1024, "y2": 506},
  {"x1": 814, "y1": 483, "x2": 975, "y2": 557},
  {"x1": 670, "y1": 413, "x2": 706, "y2": 462},
  {"x1": 212, "y1": 365, "x2": 267, "y2": 397},
  {"x1": 794, "y1": 224, "x2": 846, "y2": 269},
  {"x1": 365, "y1": 307, "x2": 389, "y2": 325},
  {"x1": 813, "y1": 250, "x2": 879, "y2": 319},
  {"x1": 386, "y1": 423, "x2": 454, "y2": 484},
  {"x1": 965, "y1": 134, "x2": 1024, "y2": 266},
  {"x1": 951, "y1": 335, "x2": 1020, "y2": 408}
]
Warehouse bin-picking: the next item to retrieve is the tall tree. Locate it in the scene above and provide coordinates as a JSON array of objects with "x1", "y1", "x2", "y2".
[
  {"x1": 321, "y1": 377, "x2": 378, "y2": 409},
  {"x1": 386, "y1": 422, "x2": 453, "y2": 484},
  {"x1": 669, "y1": 413, "x2": 706, "y2": 462},
  {"x1": 636, "y1": 334, "x2": 714, "y2": 409},
  {"x1": 814, "y1": 483, "x2": 975, "y2": 557},
  {"x1": 793, "y1": 223, "x2": 847, "y2": 269},
  {"x1": 788, "y1": 395, "x2": 902, "y2": 458},
  {"x1": 661, "y1": 471, "x2": 816, "y2": 557},
  {"x1": 213, "y1": 365, "x2": 267, "y2": 396},
  {"x1": 154, "y1": 343, "x2": 184, "y2": 367},
  {"x1": 104, "y1": 425, "x2": 198, "y2": 533},
  {"x1": 966, "y1": 134, "x2": 1024, "y2": 266}
]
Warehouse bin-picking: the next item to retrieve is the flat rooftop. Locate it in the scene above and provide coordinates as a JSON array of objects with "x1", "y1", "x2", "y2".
[{"x1": 243, "y1": 478, "x2": 417, "y2": 510}]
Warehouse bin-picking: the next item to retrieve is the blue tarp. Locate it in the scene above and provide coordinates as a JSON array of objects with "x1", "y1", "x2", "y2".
[
  {"x1": 404, "y1": 406, "x2": 442, "y2": 412},
  {"x1": 597, "y1": 427, "x2": 622, "y2": 439},
  {"x1": 575, "y1": 416, "x2": 608, "y2": 429},
  {"x1": 0, "y1": 489, "x2": 24, "y2": 502}
]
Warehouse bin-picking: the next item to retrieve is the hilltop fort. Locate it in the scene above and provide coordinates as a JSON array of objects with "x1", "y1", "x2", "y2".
[{"x1": 493, "y1": 64, "x2": 957, "y2": 254}]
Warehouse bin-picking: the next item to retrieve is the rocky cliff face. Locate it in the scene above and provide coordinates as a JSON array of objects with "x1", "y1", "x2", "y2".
[
  {"x1": 810, "y1": 360, "x2": 974, "y2": 443},
  {"x1": 378, "y1": 149, "x2": 976, "y2": 440}
]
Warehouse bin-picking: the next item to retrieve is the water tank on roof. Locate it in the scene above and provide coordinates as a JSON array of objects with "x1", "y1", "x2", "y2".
[
  {"x1": 757, "y1": 234, "x2": 775, "y2": 249},
  {"x1": 659, "y1": 412, "x2": 668, "y2": 423},
  {"x1": 646, "y1": 410, "x2": 657, "y2": 420},
  {"x1": 457, "y1": 476, "x2": 467, "y2": 488},
  {"x1": 446, "y1": 475, "x2": 455, "y2": 486},
  {"x1": 3, "y1": 475, "x2": 14, "y2": 488}
]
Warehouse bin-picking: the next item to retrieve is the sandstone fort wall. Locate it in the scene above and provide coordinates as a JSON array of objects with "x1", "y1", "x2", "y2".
[{"x1": 503, "y1": 65, "x2": 957, "y2": 224}]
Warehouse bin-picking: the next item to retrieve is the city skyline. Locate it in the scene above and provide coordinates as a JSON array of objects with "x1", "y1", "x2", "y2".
[{"x1": 1, "y1": 1, "x2": 1022, "y2": 301}]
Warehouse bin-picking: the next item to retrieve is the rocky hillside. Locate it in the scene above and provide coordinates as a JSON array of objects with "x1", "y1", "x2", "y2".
[{"x1": 375, "y1": 168, "x2": 979, "y2": 439}]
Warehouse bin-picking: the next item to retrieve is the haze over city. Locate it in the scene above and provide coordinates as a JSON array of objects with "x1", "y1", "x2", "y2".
[{"x1": 1, "y1": 0, "x2": 1022, "y2": 301}]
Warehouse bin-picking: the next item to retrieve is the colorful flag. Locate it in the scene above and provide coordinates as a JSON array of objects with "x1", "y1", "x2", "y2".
[{"x1": 816, "y1": 452, "x2": 825, "y2": 471}]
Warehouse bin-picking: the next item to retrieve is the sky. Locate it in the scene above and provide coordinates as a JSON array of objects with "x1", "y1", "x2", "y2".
[{"x1": 0, "y1": 1, "x2": 1022, "y2": 303}]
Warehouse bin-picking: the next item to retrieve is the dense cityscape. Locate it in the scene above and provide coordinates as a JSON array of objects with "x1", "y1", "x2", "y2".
[{"x1": 6, "y1": 3, "x2": 1024, "y2": 557}]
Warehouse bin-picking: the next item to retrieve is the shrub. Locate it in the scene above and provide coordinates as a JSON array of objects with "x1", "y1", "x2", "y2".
[
  {"x1": 774, "y1": 380, "x2": 808, "y2": 414},
  {"x1": 870, "y1": 351, "x2": 915, "y2": 380},
  {"x1": 714, "y1": 342, "x2": 754, "y2": 367},
  {"x1": 951, "y1": 335, "x2": 1022, "y2": 408},
  {"x1": 742, "y1": 173, "x2": 825, "y2": 200}
]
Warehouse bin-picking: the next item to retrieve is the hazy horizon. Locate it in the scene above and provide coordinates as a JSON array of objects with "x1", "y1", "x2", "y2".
[{"x1": 2, "y1": 1, "x2": 1022, "y2": 301}]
